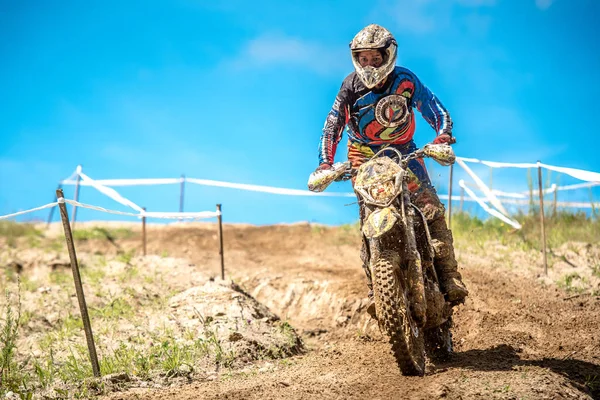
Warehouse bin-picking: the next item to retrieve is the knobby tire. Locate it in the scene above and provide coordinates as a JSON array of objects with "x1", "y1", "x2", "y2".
[{"x1": 372, "y1": 252, "x2": 425, "y2": 376}]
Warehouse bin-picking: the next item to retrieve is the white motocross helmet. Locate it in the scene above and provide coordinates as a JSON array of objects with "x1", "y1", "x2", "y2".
[{"x1": 349, "y1": 24, "x2": 398, "y2": 89}]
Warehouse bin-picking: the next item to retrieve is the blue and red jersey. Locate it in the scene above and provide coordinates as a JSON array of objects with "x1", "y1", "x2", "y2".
[{"x1": 318, "y1": 66, "x2": 453, "y2": 166}]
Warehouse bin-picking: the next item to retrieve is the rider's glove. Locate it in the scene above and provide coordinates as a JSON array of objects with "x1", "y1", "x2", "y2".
[
  {"x1": 315, "y1": 163, "x2": 332, "y2": 172},
  {"x1": 433, "y1": 134, "x2": 456, "y2": 145}
]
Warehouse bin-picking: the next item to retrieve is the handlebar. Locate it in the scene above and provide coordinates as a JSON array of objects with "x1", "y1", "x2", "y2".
[{"x1": 334, "y1": 141, "x2": 455, "y2": 181}]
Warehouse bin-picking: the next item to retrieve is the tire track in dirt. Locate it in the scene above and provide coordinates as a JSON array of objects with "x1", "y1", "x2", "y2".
[{"x1": 92, "y1": 223, "x2": 600, "y2": 400}]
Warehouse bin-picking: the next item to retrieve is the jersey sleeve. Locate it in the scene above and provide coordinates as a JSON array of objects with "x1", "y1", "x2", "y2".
[
  {"x1": 411, "y1": 75, "x2": 453, "y2": 137},
  {"x1": 318, "y1": 76, "x2": 353, "y2": 165}
]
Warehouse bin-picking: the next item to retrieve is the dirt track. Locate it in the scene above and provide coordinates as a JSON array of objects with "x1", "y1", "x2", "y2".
[{"x1": 58, "y1": 221, "x2": 598, "y2": 400}]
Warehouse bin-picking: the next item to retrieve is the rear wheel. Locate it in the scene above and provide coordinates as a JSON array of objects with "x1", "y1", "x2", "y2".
[{"x1": 372, "y1": 252, "x2": 425, "y2": 376}]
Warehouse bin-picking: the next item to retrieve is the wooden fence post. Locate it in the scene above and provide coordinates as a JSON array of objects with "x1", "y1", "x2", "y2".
[
  {"x1": 56, "y1": 189, "x2": 100, "y2": 377},
  {"x1": 537, "y1": 162, "x2": 548, "y2": 275},
  {"x1": 142, "y1": 207, "x2": 147, "y2": 256},
  {"x1": 217, "y1": 204, "x2": 224, "y2": 280}
]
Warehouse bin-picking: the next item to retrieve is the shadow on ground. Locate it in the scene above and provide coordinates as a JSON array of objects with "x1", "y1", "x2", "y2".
[{"x1": 438, "y1": 344, "x2": 600, "y2": 399}]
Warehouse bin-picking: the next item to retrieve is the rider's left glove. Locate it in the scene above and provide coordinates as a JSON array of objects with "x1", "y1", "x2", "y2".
[
  {"x1": 433, "y1": 134, "x2": 456, "y2": 145},
  {"x1": 315, "y1": 163, "x2": 332, "y2": 172}
]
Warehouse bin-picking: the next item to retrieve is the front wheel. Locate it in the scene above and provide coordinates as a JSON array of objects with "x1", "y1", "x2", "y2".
[
  {"x1": 425, "y1": 318, "x2": 453, "y2": 361},
  {"x1": 372, "y1": 252, "x2": 425, "y2": 376}
]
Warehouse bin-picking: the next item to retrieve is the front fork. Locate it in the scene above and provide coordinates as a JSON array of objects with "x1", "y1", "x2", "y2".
[
  {"x1": 400, "y1": 186, "x2": 427, "y2": 327},
  {"x1": 364, "y1": 184, "x2": 428, "y2": 327}
]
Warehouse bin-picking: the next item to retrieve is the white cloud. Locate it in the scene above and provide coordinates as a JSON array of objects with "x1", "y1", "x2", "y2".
[
  {"x1": 368, "y1": 0, "x2": 440, "y2": 34},
  {"x1": 368, "y1": 0, "x2": 528, "y2": 99},
  {"x1": 229, "y1": 33, "x2": 348, "y2": 75},
  {"x1": 245, "y1": 34, "x2": 317, "y2": 64},
  {"x1": 457, "y1": 105, "x2": 566, "y2": 162},
  {"x1": 454, "y1": 0, "x2": 496, "y2": 6},
  {"x1": 535, "y1": 0, "x2": 554, "y2": 10},
  {"x1": 368, "y1": 0, "x2": 496, "y2": 36}
]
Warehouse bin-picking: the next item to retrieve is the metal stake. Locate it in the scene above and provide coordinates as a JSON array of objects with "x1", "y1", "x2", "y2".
[
  {"x1": 56, "y1": 189, "x2": 100, "y2": 377},
  {"x1": 71, "y1": 167, "x2": 82, "y2": 229},
  {"x1": 217, "y1": 204, "x2": 224, "y2": 280},
  {"x1": 591, "y1": 188, "x2": 598, "y2": 218},
  {"x1": 537, "y1": 163, "x2": 548, "y2": 275},
  {"x1": 553, "y1": 187, "x2": 557, "y2": 217},
  {"x1": 179, "y1": 174, "x2": 186, "y2": 216},
  {"x1": 47, "y1": 183, "x2": 62, "y2": 228},
  {"x1": 142, "y1": 207, "x2": 147, "y2": 256}
]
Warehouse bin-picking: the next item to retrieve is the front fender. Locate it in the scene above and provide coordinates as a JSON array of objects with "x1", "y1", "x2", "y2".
[{"x1": 362, "y1": 207, "x2": 398, "y2": 239}]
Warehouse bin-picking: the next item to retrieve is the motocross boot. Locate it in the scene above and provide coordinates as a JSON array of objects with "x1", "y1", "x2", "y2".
[
  {"x1": 412, "y1": 187, "x2": 468, "y2": 303},
  {"x1": 429, "y1": 216, "x2": 468, "y2": 303}
]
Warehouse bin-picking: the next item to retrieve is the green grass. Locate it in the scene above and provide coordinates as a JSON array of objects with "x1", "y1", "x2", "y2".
[
  {"x1": 0, "y1": 283, "x2": 29, "y2": 398},
  {"x1": 49, "y1": 270, "x2": 72, "y2": 287},
  {"x1": 592, "y1": 264, "x2": 600, "y2": 279},
  {"x1": 451, "y1": 211, "x2": 600, "y2": 250},
  {"x1": 316, "y1": 210, "x2": 598, "y2": 251},
  {"x1": 81, "y1": 267, "x2": 107, "y2": 287},
  {"x1": 72, "y1": 227, "x2": 133, "y2": 241},
  {"x1": 0, "y1": 221, "x2": 41, "y2": 238},
  {"x1": 116, "y1": 249, "x2": 135, "y2": 265},
  {"x1": 91, "y1": 297, "x2": 134, "y2": 320},
  {"x1": 556, "y1": 273, "x2": 587, "y2": 294},
  {"x1": 0, "y1": 221, "x2": 43, "y2": 248}
]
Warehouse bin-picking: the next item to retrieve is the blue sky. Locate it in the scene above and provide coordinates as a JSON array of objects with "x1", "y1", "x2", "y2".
[{"x1": 1, "y1": 0, "x2": 599, "y2": 225}]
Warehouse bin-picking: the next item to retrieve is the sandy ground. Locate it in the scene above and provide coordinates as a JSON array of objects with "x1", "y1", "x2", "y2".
[{"x1": 6, "y1": 221, "x2": 600, "y2": 399}]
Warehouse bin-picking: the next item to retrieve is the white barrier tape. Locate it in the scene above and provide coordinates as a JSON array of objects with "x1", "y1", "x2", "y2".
[
  {"x1": 556, "y1": 181, "x2": 600, "y2": 192},
  {"x1": 538, "y1": 162, "x2": 600, "y2": 183},
  {"x1": 540, "y1": 184, "x2": 557, "y2": 195},
  {"x1": 459, "y1": 180, "x2": 522, "y2": 229},
  {"x1": 142, "y1": 211, "x2": 220, "y2": 219},
  {"x1": 458, "y1": 157, "x2": 540, "y2": 170},
  {"x1": 58, "y1": 167, "x2": 599, "y2": 200},
  {"x1": 456, "y1": 159, "x2": 510, "y2": 216},
  {"x1": 460, "y1": 182, "x2": 558, "y2": 199},
  {"x1": 477, "y1": 197, "x2": 600, "y2": 209},
  {"x1": 186, "y1": 178, "x2": 356, "y2": 197},
  {"x1": 457, "y1": 157, "x2": 537, "y2": 169},
  {"x1": 460, "y1": 181, "x2": 530, "y2": 199},
  {"x1": 61, "y1": 198, "x2": 144, "y2": 218},
  {"x1": 61, "y1": 199, "x2": 220, "y2": 220},
  {"x1": 497, "y1": 184, "x2": 556, "y2": 198},
  {"x1": 61, "y1": 168, "x2": 80, "y2": 184},
  {"x1": 440, "y1": 195, "x2": 599, "y2": 209},
  {"x1": 61, "y1": 175, "x2": 355, "y2": 197},
  {"x1": 0, "y1": 202, "x2": 59, "y2": 220},
  {"x1": 78, "y1": 172, "x2": 145, "y2": 213},
  {"x1": 61, "y1": 178, "x2": 182, "y2": 186},
  {"x1": 490, "y1": 189, "x2": 527, "y2": 199},
  {"x1": 458, "y1": 157, "x2": 600, "y2": 183}
]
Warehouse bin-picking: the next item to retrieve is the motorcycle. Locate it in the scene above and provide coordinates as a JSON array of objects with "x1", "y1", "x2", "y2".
[{"x1": 308, "y1": 143, "x2": 457, "y2": 376}]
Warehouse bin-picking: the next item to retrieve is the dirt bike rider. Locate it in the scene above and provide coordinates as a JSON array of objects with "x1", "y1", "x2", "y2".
[{"x1": 315, "y1": 24, "x2": 469, "y2": 307}]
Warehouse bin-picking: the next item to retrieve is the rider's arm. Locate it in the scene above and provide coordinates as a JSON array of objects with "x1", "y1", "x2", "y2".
[
  {"x1": 318, "y1": 75, "x2": 353, "y2": 165},
  {"x1": 411, "y1": 75, "x2": 453, "y2": 137}
]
